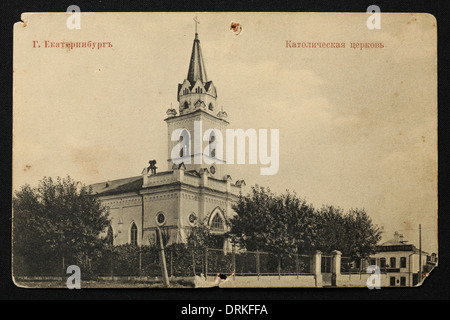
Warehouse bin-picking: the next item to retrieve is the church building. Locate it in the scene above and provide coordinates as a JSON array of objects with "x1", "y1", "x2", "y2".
[{"x1": 90, "y1": 28, "x2": 246, "y2": 252}]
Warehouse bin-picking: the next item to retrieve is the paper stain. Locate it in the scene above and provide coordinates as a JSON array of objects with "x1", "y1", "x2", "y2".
[
  {"x1": 23, "y1": 164, "x2": 32, "y2": 172},
  {"x1": 71, "y1": 146, "x2": 101, "y2": 176},
  {"x1": 230, "y1": 22, "x2": 242, "y2": 36}
]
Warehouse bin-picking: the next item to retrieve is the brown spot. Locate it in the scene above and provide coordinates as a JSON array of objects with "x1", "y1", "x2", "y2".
[
  {"x1": 394, "y1": 92, "x2": 399, "y2": 97},
  {"x1": 230, "y1": 22, "x2": 242, "y2": 35},
  {"x1": 422, "y1": 136, "x2": 426, "y2": 142},
  {"x1": 22, "y1": 20, "x2": 27, "y2": 28},
  {"x1": 23, "y1": 164, "x2": 31, "y2": 172}
]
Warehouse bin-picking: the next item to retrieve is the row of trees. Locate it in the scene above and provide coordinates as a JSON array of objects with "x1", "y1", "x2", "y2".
[
  {"x1": 13, "y1": 177, "x2": 381, "y2": 276},
  {"x1": 228, "y1": 186, "x2": 382, "y2": 260}
]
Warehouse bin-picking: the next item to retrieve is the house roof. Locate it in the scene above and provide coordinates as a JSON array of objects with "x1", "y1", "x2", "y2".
[{"x1": 379, "y1": 239, "x2": 407, "y2": 246}]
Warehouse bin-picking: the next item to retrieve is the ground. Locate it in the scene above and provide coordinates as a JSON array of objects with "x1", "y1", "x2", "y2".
[{"x1": 14, "y1": 279, "x2": 195, "y2": 289}]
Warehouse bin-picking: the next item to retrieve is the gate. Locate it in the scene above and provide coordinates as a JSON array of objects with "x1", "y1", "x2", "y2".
[{"x1": 321, "y1": 255, "x2": 335, "y2": 286}]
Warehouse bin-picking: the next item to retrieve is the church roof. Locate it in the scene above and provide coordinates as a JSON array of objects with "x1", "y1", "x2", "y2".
[
  {"x1": 89, "y1": 170, "x2": 204, "y2": 196},
  {"x1": 204, "y1": 81, "x2": 214, "y2": 92},
  {"x1": 187, "y1": 33, "x2": 208, "y2": 84},
  {"x1": 90, "y1": 176, "x2": 142, "y2": 196}
]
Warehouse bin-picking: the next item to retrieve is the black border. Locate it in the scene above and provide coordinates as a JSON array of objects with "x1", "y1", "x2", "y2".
[{"x1": 1, "y1": 0, "x2": 449, "y2": 302}]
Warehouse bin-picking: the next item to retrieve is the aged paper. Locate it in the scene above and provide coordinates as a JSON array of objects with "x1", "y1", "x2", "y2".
[{"x1": 13, "y1": 12, "x2": 437, "y2": 288}]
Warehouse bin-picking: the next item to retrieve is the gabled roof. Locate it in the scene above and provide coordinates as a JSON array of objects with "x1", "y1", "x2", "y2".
[{"x1": 190, "y1": 79, "x2": 205, "y2": 91}]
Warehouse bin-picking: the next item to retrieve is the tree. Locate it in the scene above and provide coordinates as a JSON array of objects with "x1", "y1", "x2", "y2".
[
  {"x1": 229, "y1": 185, "x2": 381, "y2": 260},
  {"x1": 228, "y1": 186, "x2": 317, "y2": 256},
  {"x1": 13, "y1": 176, "x2": 110, "y2": 276},
  {"x1": 186, "y1": 218, "x2": 218, "y2": 251},
  {"x1": 315, "y1": 206, "x2": 381, "y2": 260}
]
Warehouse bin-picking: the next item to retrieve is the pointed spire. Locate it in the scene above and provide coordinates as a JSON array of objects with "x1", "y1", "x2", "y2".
[{"x1": 187, "y1": 28, "x2": 208, "y2": 84}]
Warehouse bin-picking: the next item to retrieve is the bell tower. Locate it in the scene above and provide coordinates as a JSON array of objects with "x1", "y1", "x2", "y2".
[{"x1": 165, "y1": 20, "x2": 229, "y2": 179}]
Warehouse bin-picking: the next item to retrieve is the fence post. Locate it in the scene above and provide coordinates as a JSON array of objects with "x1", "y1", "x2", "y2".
[
  {"x1": 278, "y1": 257, "x2": 281, "y2": 280},
  {"x1": 139, "y1": 246, "x2": 142, "y2": 276},
  {"x1": 256, "y1": 250, "x2": 260, "y2": 280},
  {"x1": 111, "y1": 250, "x2": 114, "y2": 280},
  {"x1": 170, "y1": 250, "x2": 173, "y2": 278},
  {"x1": 331, "y1": 250, "x2": 342, "y2": 287},
  {"x1": 192, "y1": 248, "x2": 196, "y2": 276},
  {"x1": 205, "y1": 248, "x2": 208, "y2": 278},
  {"x1": 296, "y1": 254, "x2": 299, "y2": 279},
  {"x1": 232, "y1": 246, "x2": 236, "y2": 279},
  {"x1": 157, "y1": 227, "x2": 170, "y2": 287},
  {"x1": 311, "y1": 251, "x2": 322, "y2": 287},
  {"x1": 62, "y1": 254, "x2": 65, "y2": 282}
]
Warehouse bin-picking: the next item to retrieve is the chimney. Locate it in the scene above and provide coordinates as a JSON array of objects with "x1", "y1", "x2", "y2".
[
  {"x1": 394, "y1": 231, "x2": 399, "y2": 242},
  {"x1": 148, "y1": 160, "x2": 158, "y2": 175}
]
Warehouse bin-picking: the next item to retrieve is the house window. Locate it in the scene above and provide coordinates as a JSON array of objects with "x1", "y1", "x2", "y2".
[
  {"x1": 370, "y1": 258, "x2": 376, "y2": 266},
  {"x1": 400, "y1": 257, "x2": 407, "y2": 268},
  {"x1": 390, "y1": 277, "x2": 396, "y2": 287},
  {"x1": 390, "y1": 257, "x2": 397, "y2": 268},
  {"x1": 130, "y1": 223, "x2": 138, "y2": 246},
  {"x1": 211, "y1": 214, "x2": 224, "y2": 231},
  {"x1": 400, "y1": 277, "x2": 406, "y2": 286},
  {"x1": 380, "y1": 258, "x2": 386, "y2": 268}
]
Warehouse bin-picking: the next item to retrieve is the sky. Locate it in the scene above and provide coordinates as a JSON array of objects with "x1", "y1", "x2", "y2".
[{"x1": 13, "y1": 12, "x2": 437, "y2": 253}]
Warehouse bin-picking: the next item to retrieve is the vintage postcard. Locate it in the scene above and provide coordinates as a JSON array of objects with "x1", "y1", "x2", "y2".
[{"x1": 12, "y1": 12, "x2": 437, "y2": 289}]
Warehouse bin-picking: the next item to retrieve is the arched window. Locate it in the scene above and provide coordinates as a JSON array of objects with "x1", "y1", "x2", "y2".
[
  {"x1": 209, "y1": 132, "x2": 216, "y2": 158},
  {"x1": 211, "y1": 214, "x2": 224, "y2": 231},
  {"x1": 130, "y1": 223, "x2": 138, "y2": 246},
  {"x1": 183, "y1": 101, "x2": 189, "y2": 109},
  {"x1": 208, "y1": 103, "x2": 214, "y2": 111},
  {"x1": 179, "y1": 129, "x2": 190, "y2": 158}
]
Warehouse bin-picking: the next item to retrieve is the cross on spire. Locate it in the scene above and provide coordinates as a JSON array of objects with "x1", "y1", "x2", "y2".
[{"x1": 193, "y1": 16, "x2": 200, "y2": 35}]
